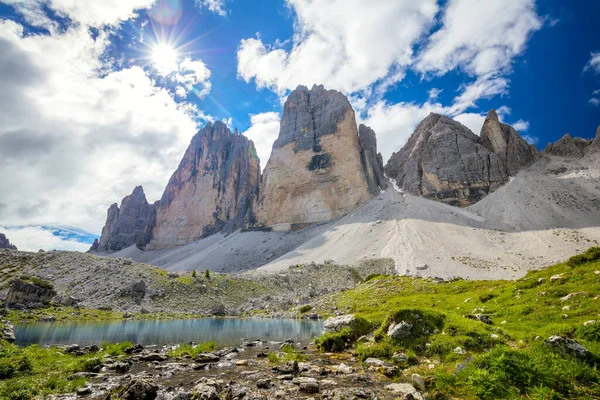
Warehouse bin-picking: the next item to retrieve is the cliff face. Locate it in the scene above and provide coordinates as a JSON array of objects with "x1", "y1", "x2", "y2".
[
  {"x1": 480, "y1": 110, "x2": 539, "y2": 175},
  {"x1": 0, "y1": 233, "x2": 17, "y2": 250},
  {"x1": 148, "y1": 121, "x2": 260, "y2": 249},
  {"x1": 544, "y1": 133, "x2": 594, "y2": 158},
  {"x1": 359, "y1": 124, "x2": 388, "y2": 196},
  {"x1": 385, "y1": 113, "x2": 509, "y2": 207},
  {"x1": 252, "y1": 85, "x2": 375, "y2": 230},
  {"x1": 96, "y1": 186, "x2": 157, "y2": 252}
]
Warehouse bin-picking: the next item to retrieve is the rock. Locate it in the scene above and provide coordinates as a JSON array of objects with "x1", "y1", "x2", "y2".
[
  {"x1": 195, "y1": 353, "x2": 221, "y2": 364},
  {"x1": 550, "y1": 274, "x2": 564, "y2": 282},
  {"x1": 256, "y1": 379, "x2": 273, "y2": 389},
  {"x1": 465, "y1": 314, "x2": 493, "y2": 325},
  {"x1": 454, "y1": 347, "x2": 466, "y2": 355},
  {"x1": 364, "y1": 358, "x2": 385, "y2": 367},
  {"x1": 392, "y1": 352, "x2": 408, "y2": 363},
  {"x1": 1, "y1": 321, "x2": 15, "y2": 342},
  {"x1": 388, "y1": 321, "x2": 413, "y2": 339},
  {"x1": 412, "y1": 373, "x2": 426, "y2": 391},
  {"x1": 148, "y1": 121, "x2": 260, "y2": 249},
  {"x1": 292, "y1": 377, "x2": 318, "y2": 385},
  {"x1": 334, "y1": 363, "x2": 354, "y2": 374},
  {"x1": 77, "y1": 386, "x2": 92, "y2": 396},
  {"x1": 252, "y1": 85, "x2": 373, "y2": 230},
  {"x1": 6, "y1": 279, "x2": 56, "y2": 306},
  {"x1": 385, "y1": 113, "x2": 509, "y2": 207},
  {"x1": 480, "y1": 109, "x2": 539, "y2": 176},
  {"x1": 119, "y1": 281, "x2": 147, "y2": 304},
  {"x1": 235, "y1": 360, "x2": 248, "y2": 366},
  {"x1": 65, "y1": 344, "x2": 80, "y2": 354},
  {"x1": 385, "y1": 383, "x2": 420, "y2": 397},
  {"x1": 114, "y1": 362, "x2": 131, "y2": 373},
  {"x1": 0, "y1": 233, "x2": 17, "y2": 250},
  {"x1": 299, "y1": 382, "x2": 320, "y2": 394},
  {"x1": 192, "y1": 383, "x2": 219, "y2": 400},
  {"x1": 94, "y1": 186, "x2": 157, "y2": 252},
  {"x1": 140, "y1": 353, "x2": 168, "y2": 362},
  {"x1": 323, "y1": 314, "x2": 355, "y2": 333},
  {"x1": 54, "y1": 295, "x2": 78, "y2": 307},
  {"x1": 358, "y1": 124, "x2": 388, "y2": 196},
  {"x1": 544, "y1": 336, "x2": 593, "y2": 362},
  {"x1": 124, "y1": 343, "x2": 144, "y2": 354},
  {"x1": 543, "y1": 134, "x2": 590, "y2": 158},
  {"x1": 119, "y1": 379, "x2": 159, "y2": 400}
]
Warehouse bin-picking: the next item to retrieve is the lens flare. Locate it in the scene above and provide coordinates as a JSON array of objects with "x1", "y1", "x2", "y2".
[
  {"x1": 150, "y1": 0, "x2": 183, "y2": 26},
  {"x1": 152, "y1": 43, "x2": 179, "y2": 74}
]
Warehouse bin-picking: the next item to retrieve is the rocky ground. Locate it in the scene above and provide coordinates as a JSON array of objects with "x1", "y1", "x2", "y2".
[{"x1": 0, "y1": 249, "x2": 394, "y2": 316}]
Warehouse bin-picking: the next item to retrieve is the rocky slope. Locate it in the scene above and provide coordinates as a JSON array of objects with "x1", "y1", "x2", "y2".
[
  {"x1": 0, "y1": 233, "x2": 17, "y2": 250},
  {"x1": 148, "y1": 122, "x2": 260, "y2": 249},
  {"x1": 252, "y1": 85, "x2": 380, "y2": 230},
  {"x1": 94, "y1": 186, "x2": 157, "y2": 252},
  {"x1": 543, "y1": 126, "x2": 600, "y2": 157}
]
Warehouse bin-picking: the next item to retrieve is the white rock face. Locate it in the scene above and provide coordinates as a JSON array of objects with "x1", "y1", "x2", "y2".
[{"x1": 323, "y1": 314, "x2": 355, "y2": 333}]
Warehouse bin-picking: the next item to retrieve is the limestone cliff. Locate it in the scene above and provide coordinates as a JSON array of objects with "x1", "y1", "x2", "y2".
[
  {"x1": 95, "y1": 186, "x2": 157, "y2": 252},
  {"x1": 480, "y1": 110, "x2": 539, "y2": 175},
  {"x1": 385, "y1": 113, "x2": 509, "y2": 207},
  {"x1": 359, "y1": 124, "x2": 388, "y2": 196},
  {"x1": 148, "y1": 121, "x2": 260, "y2": 249},
  {"x1": 252, "y1": 85, "x2": 374, "y2": 230},
  {"x1": 543, "y1": 127, "x2": 600, "y2": 158},
  {"x1": 0, "y1": 233, "x2": 17, "y2": 250}
]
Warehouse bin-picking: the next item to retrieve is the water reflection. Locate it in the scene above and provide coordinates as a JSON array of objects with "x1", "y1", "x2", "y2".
[{"x1": 15, "y1": 318, "x2": 324, "y2": 347}]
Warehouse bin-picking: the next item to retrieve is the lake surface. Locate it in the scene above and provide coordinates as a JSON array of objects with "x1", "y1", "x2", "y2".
[{"x1": 15, "y1": 318, "x2": 324, "y2": 347}]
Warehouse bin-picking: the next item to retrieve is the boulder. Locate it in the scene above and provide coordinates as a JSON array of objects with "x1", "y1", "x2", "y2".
[
  {"x1": 119, "y1": 379, "x2": 159, "y2": 400},
  {"x1": 544, "y1": 336, "x2": 593, "y2": 361},
  {"x1": 149, "y1": 121, "x2": 260, "y2": 249},
  {"x1": 252, "y1": 85, "x2": 373, "y2": 230},
  {"x1": 192, "y1": 383, "x2": 219, "y2": 400},
  {"x1": 6, "y1": 279, "x2": 56, "y2": 306},
  {"x1": 388, "y1": 321, "x2": 413, "y2": 340},
  {"x1": 323, "y1": 314, "x2": 355, "y2": 333},
  {"x1": 1, "y1": 321, "x2": 15, "y2": 342}
]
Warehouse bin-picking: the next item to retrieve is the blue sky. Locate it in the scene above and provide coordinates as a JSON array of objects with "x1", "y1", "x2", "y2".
[{"x1": 0, "y1": 0, "x2": 598, "y2": 251}]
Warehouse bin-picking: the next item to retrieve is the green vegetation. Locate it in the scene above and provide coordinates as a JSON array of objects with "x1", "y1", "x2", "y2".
[
  {"x1": 102, "y1": 341, "x2": 133, "y2": 357},
  {"x1": 299, "y1": 304, "x2": 312, "y2": 313},
  {"x1": 315, "y1": 316, "x2": 373, "y2": 352},
  {"x1": 192, "y1": 269, "x2": 197, "y2": 279},
  {"x1": 168, "y1": 341, "x2": 216, "y2": 358},
  {"x1": 18, "y1": 275, "x2": 54, "y2": 290},
  {"x1": 314, "y1": 247, "x2": 600, "y2": 399},
  {"x1": 204, "y1": 269, "x2": 211, "y2": 279},
  {"x1": 266, "y1": 345, "x2": 307, "y2": 364}
]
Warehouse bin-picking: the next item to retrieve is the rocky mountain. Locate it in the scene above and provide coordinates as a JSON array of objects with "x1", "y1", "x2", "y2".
[
  {"x1": 358, "y1": 124, "x2": 388, "y2": 196},
  {"x1": 252, "y1": 85, "x2": 380, "y2": 230},
  {"x1": 543, "y1": 127, "x2": 600, "y2": 158},
  {"x1": 480, "y1": 110, "x2": 539, "y2": 175},
  {"x1": 385, "y1": 111, "x2": 539, "y2": 207},
  {"x1": 94, "y1": 186, "x2": 157, "y2": 253},
  {"x1": 148, "y1": 121, "x2": 260, "y2": 249},
  {"x1": 0, "y1": 233, "x2": 17, "y2": 250}
]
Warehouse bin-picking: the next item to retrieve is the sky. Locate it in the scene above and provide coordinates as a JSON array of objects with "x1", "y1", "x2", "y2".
[{"x1": 0, "y1": 0, "x2": 599, "y2": 251}]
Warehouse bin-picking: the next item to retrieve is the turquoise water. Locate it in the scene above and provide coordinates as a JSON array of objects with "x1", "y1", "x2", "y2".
[{"x1": 15, "y1": 318, "x2": 324, "y2": 347}]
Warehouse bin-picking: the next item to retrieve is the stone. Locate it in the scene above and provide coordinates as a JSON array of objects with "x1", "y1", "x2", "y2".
[
  {"x1": 544, "y1": 134, "x2": 590, "y2": 158},
  {"x1": 252, "y1": 85, "x2": 373, "y2": 230},
  {"x1": 364, "y1": 358, "x2": 385, "y2": 367},
  {"x1": 195, "y1": 353, "x2": 221, "y2": 364},
  {"x1": 120, "y1": 379, "x2": 159, "y2": 400},
  {"x1": 235, "y1": 360, "x2": 248, "y2": 366},
  {"x1": 392, "y1": 352, "x2": 408, "y2": 363},
  {"x1": 140, "y1": 353, "x2": 168, "y2": 362},
  {"x1": 454, "y1": 347, "x2": 466, "y2": 355},
  {"x1": 114, "y1": 362, "x2": 131, "y2": 373},
  {"x1": 77, "y1": 386, "x2": 92, "y2": 396},
  {"x1": 256, "y1": 379, "x2": 273, "y2": 389},
  {"x1": 480, "y1": 109, "x2": 539, "y2": 176},
  {"x1": 1, "y1": 321, "x2": 15, "y2": 342},
  {"x1": 465, "y1": 314, "x2": 493, "y2": 325},
  {"x1": 192, "y1": 383, "x2": 219, "y2": 400},
  {"x1": 388, "y1": 321, "x2": 413, "y2": 339},
  {"x1": 323, "y1": 314, "x2": 355, "y2": 333},
  {"x1": 411, "y1": 373, "x2": 426, "y2": 391},
  {"x1": 385, "y1": 383, "x2": 420, "y2": 396},
  {"x1": 385, "y1": 113, "x2": 509, "y2": 207},
  {"x1": 550, "y1": 274, "x2": 564, "y2": 282},
  {"x1": 6, "y1": 279, "x2": 56, "y2": 307},
  {"x1": 299, "y1": 382, "x2": 320, "y2": 394},
  {"x1": 358, "y1": 124, "x2": 388, "y2": 196},
  {"x1": 0, "y1": 233, "x2": 17, "y2": 250},
  {"x1": 149, "y1": 121, "x2": 260, "y2": 249},
  {"x1": 93, "y1": 186, "x2": 157, "y2": 252},
  {"x1": 544, "y1": 336, "x2": 593, "y2": 362}
]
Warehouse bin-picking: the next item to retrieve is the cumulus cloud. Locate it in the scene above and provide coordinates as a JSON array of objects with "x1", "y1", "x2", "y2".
[
  {"x1": 2, "y1": 0, "x2": 156, "y2": 27},
  {"x1": 194, "y1": 0, "x2": 227, "y2": 16},
  {"x1": 415, "y1": 0, "x2": 542, "y2": 77},
  {"x1": 237, "y1": 0, "x2": 438, "y2": 94},
  {"x1": 242, "y1": 112, "x2": 281, "y2": 169},
  {"x1": 175, "y1": 57, "x2": 212, "y2": 97},
  {"x1": 584, "y1": 52, "x2": 600, "y2": 74},
  {"x1": 0, "y1": 225, "x2": 93, "y2": 251},
  {"x1": 0, "y1": 16, "x2": 212, "y2": 249}
]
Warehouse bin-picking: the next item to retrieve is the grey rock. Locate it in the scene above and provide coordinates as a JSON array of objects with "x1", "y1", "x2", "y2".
[
  {"x1": 256, "y1": 378, "x2": 273, "y2": 389},
  {"x1": 299, "y1": 382, "x2": 320, "y2": 394},
  {"x1": 465, "y1": 314, "x2": 493, "y2": 325},
  {"x1": 480, "y1": 110, "x2": 539, "y2": 176},
  {"x1": 388, "y1": 321, "x2": 413, "y2": 340},
  {"x1": 192, "y1": 383, "x2": 219, "y2": 400},
  {"x1": 1, "y1": 321, "x2": 15, "y2": 342},
  {"x1": 140, "y1": 353, "x2": 168, "y2": 362},
  {"x1": 544, "y1": 335, "x2": 593, "y2": 361},
  {"x1": 411, "y1": 373, "x2": 426, "y2": 391},
  {"x1": 359, "y1": 124, "x2": 388, "y2": 195},
  {"x1": 120, "y1": 379, "x2": 159, "y2": 400},
  {"x1": 544, "y1": 134, "x2": 590, "y2": 158},
  {"x1": 6, "y1": 279, "x2": 56, "y2": 306},
  {"x1": 323, "y1": 314, "x2": 355, "y2": 333},
  {"x1": 94, "y1": 186, "x2": 157, "y2": 252},
  {"x1": 0, "y1": 233, "x2": 17, "y2": 250},
  {"x1": 195, "y1": 353, "x2": 221, "y2": 364},
  {"x1": 385, "y1": 113, "x2": 509, "y2": 207}
]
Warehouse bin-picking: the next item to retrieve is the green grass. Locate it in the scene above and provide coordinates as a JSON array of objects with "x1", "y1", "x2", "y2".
[
  {"x1": 314, "y1": 247, "x2": 600, "y2": 399},
  {"x1": 17, "y1": 275, "x2": 54, "y2": 290},
  {"x1": 299, "y1": 304, "x2": 312, "y2": 313},
  {"x1": 168, "y1": 341, "x2": 216, "y2": 358},
  {"x1": 266, "y1": 345, "x2": 307, "y2": 364},
  {"x1": 102, "y1": 341, "x2": 133, "y2": 356}
]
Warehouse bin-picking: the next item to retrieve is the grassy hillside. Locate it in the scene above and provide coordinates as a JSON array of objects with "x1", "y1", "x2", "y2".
[{"x1": 313, "y1": 247, "x2": 600, "y2": 399}]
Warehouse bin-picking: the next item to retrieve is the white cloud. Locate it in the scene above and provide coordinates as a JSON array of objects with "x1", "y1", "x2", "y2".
[
  {"x1": 593, "y1": 89, "x2": 600, "y2": 96},
  {"x1": 2, "y1": 0, "x2": 156, "y2": 27},
  {"x1": 453, "y1": 112, "x2": 486, "y2": 135},
  {"x1": 522, "y1": 134, "x2": 538, "y2": 145},
  {"x1": 428, "y1": 88, "x2": 442, "y2": 101},
  {"x1": 175, "y1": 57, "x2": 212, "y2": 97},
  {"x1": 415, "y1": 0, "x2": 542, "y2": 77},
  {"x1": 590, "y1": 98, "x2": 600, "y2": 107},
  {"x1": 447, "y1": 75, "x2": 509, "y2": 115},
  {"x1": 0, "y1": 19, "x2": 213, "y2": 250},
  {"x1": 242, "y1": 112, "x2": 281, "y2": 169},
  {"x1": 237, "y1": 0, "x2": 438, "y2": 94},
  {"x1": 512, "y1": 119, "x2": 530, "y2": 132},
  {"x1": 584, "y1": 52, "x2": 600, "y2": 74},
  {"x1": 194, "y1": 0, "x2": 227, "y2": 16},
  {"x1": 1, "y1": 226, "x2": 92, "y2": 252}
]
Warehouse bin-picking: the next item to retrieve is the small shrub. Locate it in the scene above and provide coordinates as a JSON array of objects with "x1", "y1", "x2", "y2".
[
  {"x1": 102, "y1": 341, "x2": 133, "y2": 356},
  {"x1": 204, "y1": 269, "x2": 210, "y2": 279},
  {"x1": 315, "y1": 316, "x2": 374, "y2": 352},
  {"x1": 267, "y1": 353, "x2": 279, "y2": 364},
  {"x1": 168, "y1": 342, "x2": 216, "y2": 358},
  {"x1": 567, "y1": 247, "x2": 600, "y2": 267},
  {"x1": 80, "y1": 358, "x2": 101, "y2": 372},
  {"x1": 299, "y1": 305, "x2": 312, "y2": 313},
  {"x1": 375, "y1": 308, "x2": 445, "y2": 343},
  {"x1": 578, "y1": 322, "x2": 600, "y2": 342},
  {"x1": 18, "y1": 275, "x2": 54, "y2": 290}
]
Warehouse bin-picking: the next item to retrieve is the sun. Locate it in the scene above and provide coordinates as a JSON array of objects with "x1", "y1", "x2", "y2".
[{"x1": 152, "y1": 43, "x2": 179, "y2": 74}]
